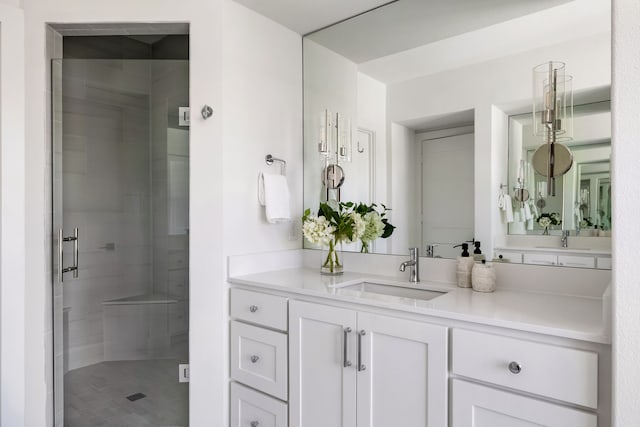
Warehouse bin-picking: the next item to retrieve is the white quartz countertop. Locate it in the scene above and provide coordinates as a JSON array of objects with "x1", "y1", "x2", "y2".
[{"x1": 228, "y1": 268, "x2": 609, "y2": 344}]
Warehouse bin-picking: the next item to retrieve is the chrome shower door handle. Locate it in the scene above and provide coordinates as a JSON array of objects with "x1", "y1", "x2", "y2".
[
  {"x1": 72, "y1": 227, "x2": 79, "y2": 278},
  {"x1": 58, "y1": 227, "x2": 79, "y2": 282},
  {"x1": 58, "y1": 228, "x2": 63, "y2": 283}
]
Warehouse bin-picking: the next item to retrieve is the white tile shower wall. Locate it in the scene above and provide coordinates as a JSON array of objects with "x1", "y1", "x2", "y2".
[
  {"x1": 151, "y1": 62, "x2": 188, "y2": 292},
  {"x1": 150, "y1": 60, "x2": 190, "y2": 337},
  {"x1": 61, "y1": 59, "x2": 152, "y2": 370}
]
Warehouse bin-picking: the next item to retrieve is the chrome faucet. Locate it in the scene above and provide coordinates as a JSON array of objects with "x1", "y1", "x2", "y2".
[
  {"x1": 561, "y1": 230, "x2": 570, "y2": 248},
  {"x1": 399, "y1": 247, "x2": 420, "y2": 283},
  {"x1": 426, "y1": 244, "x2": 439, "y2": 258}
]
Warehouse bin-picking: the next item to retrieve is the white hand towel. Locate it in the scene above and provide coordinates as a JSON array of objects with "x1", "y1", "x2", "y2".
[
  {"x1": 259, "y1": 173, "x2": 291, "y2": 223},
  {"x1": 529, "y1": 199, "x2": 539, "y2": 218},
  {"x1": 523, "y1": 202, "x2": 532, "y2": 220},
  {"x1": 503, "y1": 194, "x2": 514, "y2": 223}
]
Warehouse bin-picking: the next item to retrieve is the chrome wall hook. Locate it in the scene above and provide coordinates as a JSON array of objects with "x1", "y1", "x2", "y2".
[{"x1": 201, "y1": 105, "x2": 214, "y2": 119}]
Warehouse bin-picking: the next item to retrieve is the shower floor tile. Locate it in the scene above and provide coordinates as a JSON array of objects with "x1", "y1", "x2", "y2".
[{"x1": 64, "y1": 358, "x2": 188, "y2": 427}]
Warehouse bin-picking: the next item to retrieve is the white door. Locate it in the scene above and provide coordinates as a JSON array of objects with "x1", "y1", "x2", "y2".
[
  {"x1": 451, "y1": 380, "x2": 597, "y2": 427},
  {"x1": 421, "y1": 133, "x2": 474, "y2": 258},
  {"x1": 289, "y1": 300, "x2": 357, "y2": 427},
  {"x1": 356, "y1": 313, "x2": 448, "y2": 427},
  {"x1": 0, "y1": 4, "x2": 26, "y2": 427}
]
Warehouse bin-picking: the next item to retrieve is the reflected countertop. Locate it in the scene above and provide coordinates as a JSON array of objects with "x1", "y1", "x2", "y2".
[{"x1": 228, "y1": 268, "x2": 609, "y2": 344}]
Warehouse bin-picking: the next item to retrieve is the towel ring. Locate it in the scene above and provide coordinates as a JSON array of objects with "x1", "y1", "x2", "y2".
[{"x1": 265, "y1": 154, "x2": 286, "y2": 175}]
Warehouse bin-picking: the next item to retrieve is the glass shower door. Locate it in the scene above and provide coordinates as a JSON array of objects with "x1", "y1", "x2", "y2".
[{"x1": 52, "y1": 59, "x2": 190, "y2": 427}]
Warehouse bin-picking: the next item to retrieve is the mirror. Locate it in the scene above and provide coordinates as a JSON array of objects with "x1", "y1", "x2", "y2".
[
  {"x1": 303, "y1": 0, "x2": 611, "y2": 258},
  {"x1": 508, "y1": 101, "x2": 611, "y2": 236}
]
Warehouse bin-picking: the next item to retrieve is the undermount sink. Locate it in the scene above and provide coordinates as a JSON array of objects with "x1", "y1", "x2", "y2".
[{"x1": 336, "y1": 281, "x2": 447, "y2": 301}]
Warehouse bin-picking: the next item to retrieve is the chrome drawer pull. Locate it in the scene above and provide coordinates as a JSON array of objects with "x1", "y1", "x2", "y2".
[
  {"x1": 343, "y1": 327, "x2": 352, "y2": 367},
  {"x1": 357, "y1": 330, "x2": 367, "y2": 372},
  {"x1": 508, "y1": 361, "x2": 522, "y2": 374},
  {"x1": 249, "y1": 305, "x2": 259, "y2": 313},
  {"x1": 250, "y1": 355, "x2": 260, "y2": 363},
  {"x1": 250, "y1": 421, "x2": 259, "y2": 427}
]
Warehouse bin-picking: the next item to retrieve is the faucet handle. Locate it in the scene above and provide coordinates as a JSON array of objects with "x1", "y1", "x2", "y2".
[{"x1": 409, "y1": 247, "x2": 419, "y2": 258}]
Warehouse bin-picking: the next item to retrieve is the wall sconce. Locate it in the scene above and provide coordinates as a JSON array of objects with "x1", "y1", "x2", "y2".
[{"x1": 532, "y1": 61, "x2": 574, "y2": 196}]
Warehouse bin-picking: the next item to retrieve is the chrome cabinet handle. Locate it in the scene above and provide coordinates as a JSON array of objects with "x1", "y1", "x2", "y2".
[
  {"x1": 357, "y1": 330, "x2": 366, "y2": 372},
  {"x1": 508, "y1": 361, "x2": 522, "y2": 374},
  {"x1": 250, "y1": 355, "x2": 260, "y2": 363},
  {"x1": 250, "y1": 421, "x2": 259, "y2": 427},
  {"x1": 58, "y1": 228, "x2": 79, "y2": 282},
  {"x1": 249, "y1": 305, "x2": 259, "y2": 313},
  {"x1": 343, "y1": 327, "x2": 352, "y2": 367}
]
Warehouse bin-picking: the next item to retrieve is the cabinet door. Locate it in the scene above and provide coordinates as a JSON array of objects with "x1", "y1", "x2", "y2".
[
  {"x1": 289, "y1": 300, "x2": 357, "y2": 427},
  {"x1": 356, "y1": 312, "x2": 448, "y2": 427},
  {"x1": 451, "y1": 380, "x2": 597, "y2": 427}
]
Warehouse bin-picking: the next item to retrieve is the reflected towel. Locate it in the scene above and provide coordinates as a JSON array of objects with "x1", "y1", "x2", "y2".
[
  {"x1": 259, "y1": 173, "x2": 291, "y2": 223},
  {"x1": 502, "y1": 194, "x2": 514, "y2": 223}
]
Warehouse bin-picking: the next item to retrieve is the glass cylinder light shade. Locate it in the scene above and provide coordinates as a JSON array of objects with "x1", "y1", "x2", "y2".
[
  {"x1": 337, "y1": 113, "x2": 352, "y2": 162},
  {"x1": 318, "y1": 109, "x2": 334, "y2": 158},
  {"x1": 533, "y1": 61, "x2": 573, "y2": 141}
]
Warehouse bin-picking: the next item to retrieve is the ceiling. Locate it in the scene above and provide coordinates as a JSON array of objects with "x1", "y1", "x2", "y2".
[
  {"x1": 232, "y1": 0, "x2": 394, "y2": 35},
  {"x1": 235, "y1": 0, "x2": 610, "y2": 85},
  {"x1": 306, "y1": 0, "x2": 572, "y2": 63}
]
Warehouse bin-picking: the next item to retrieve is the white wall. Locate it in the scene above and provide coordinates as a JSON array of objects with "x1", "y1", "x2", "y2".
[
  {"x1": 387, "y1": 33, "x2": 611, "y2": 256},
  {"x1": 19, "y1": 1, "x2": 302, "y2": 426},
  {"x1": 388, "y1": 123, "x2": 418, "y2": 253},
  {"x1": 0, "y1": 3, "x2": 25, "y2": 426},
  {"x1": 222, "y1": 1, "x2": 303, "y2": 256},
  {"x1": 611, "y1": 0, "x2": 640, "y2": 423}
]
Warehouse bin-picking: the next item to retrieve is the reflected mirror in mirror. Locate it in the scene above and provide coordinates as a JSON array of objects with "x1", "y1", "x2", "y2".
[
  {"x1": 302, "y1": 0, "x2": 610, "y2": 258},
  {"x1": 508, "y1": 100, "x2": 611, "y2": 236}
]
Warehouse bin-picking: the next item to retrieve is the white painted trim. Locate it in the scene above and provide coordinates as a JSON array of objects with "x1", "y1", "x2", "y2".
[{"x1": 0, "y1": 3, "x2": 25, "y2": 426}]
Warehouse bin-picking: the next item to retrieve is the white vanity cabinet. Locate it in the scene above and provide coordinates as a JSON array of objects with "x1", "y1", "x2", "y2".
[
  {"x1": 451, "y1": 329, "x2": 599, "y2": 426},
  {"x1": 497, "y1": 248, "x2": 611, "y2": 269},
  {"x1": 289, "y1": 299, "x2": 448, "y2": 427},
  {"x1": 451, "y1": 380, "x2": 597, "y2": 426},
  {"x1": 230, "y1": 288, "x2": 289, "y2": 427}
]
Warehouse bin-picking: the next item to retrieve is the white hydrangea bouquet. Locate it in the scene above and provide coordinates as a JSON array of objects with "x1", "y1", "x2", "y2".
[
  {"x1": 352, "y1": 202, "x2": 395, "y2": 253},
  {"x1": 303, "y1": 201, "x2": 395, "y2": 274}
]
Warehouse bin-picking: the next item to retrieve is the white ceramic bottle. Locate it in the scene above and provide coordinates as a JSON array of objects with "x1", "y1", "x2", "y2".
[{"x1": 471, "y1": 260, "x2": 497, "y2": 292}]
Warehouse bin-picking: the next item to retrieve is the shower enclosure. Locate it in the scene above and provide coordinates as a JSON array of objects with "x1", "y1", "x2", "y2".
[{"x1": 52, "y1": 57, "x2": 190, "y2": 426}]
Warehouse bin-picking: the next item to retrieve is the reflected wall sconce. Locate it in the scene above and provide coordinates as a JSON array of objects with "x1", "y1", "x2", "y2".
[
  {"x1": 318, "y1": 109, "x2": 352, "y2": 163},
  {"x1": 532, "y1": 61, "x2": 574, "y2": 196}
]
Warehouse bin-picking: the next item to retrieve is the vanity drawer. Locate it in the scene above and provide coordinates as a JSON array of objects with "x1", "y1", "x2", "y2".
[
  {"x1": 451, "y1": 329, "x2": 598, "y2": 408},
  {"x1": 231, "y1": 382, "x2": 288, "y2": 427},
  {"x1": 523, "y1": 253, "x2": 557, "y2": 266},
  {"x1": 231, "y1": 321, "x2": 288, "y2": 400},
  {"x1": 557, "y1": 255, "x2": 595, "y2": 268},
  {"x1": 231, "y1": 288, "x2": 288, "y2": 331},
  {"x1": 495, "y1": 251, "x2": 522, "y2": 264},
  {"x1": 596, "y1": 257, "x2": 612, "y2": 270}
]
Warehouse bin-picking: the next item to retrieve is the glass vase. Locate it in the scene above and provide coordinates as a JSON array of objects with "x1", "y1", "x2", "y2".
[
  {"x1": 321, "y1": 238, "x2": 343, "y2": 275},
  {"x1": 542, "y1": 226, "x2": 549, "y2": 235},
  {"x1": 360, "y1": 241, "x2": 370, "y2": 253}
]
